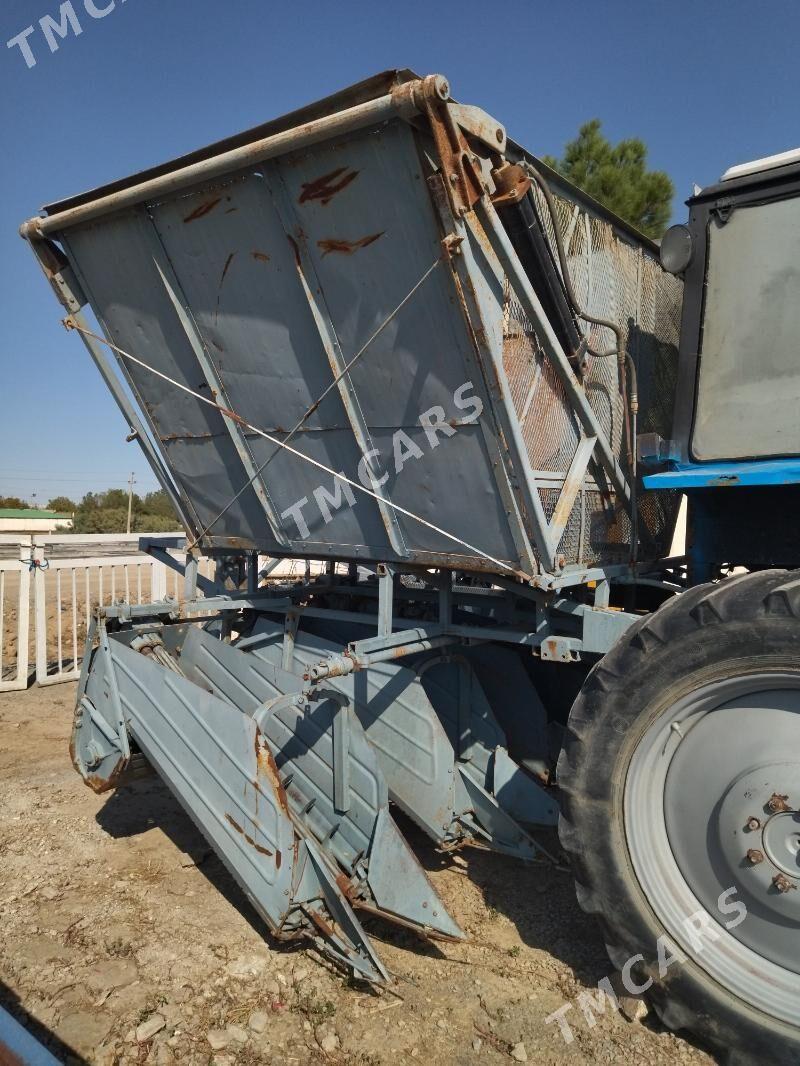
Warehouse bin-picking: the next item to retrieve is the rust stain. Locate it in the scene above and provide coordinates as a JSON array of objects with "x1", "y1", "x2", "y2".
[
  {"x1": 183, "y1": 197, "x2": 223, "y2": 223},
  {"x1": 287, "y1": 234, "x2": 302, "y2": 269},
  {"x1": 161, "y1": 430, "x2": 215, "y2": 442},
  {"x1": 254, "y1": 727, "x2": 290, "y2": 814},
  {"x1": 225, "y1": 813, "x2": 273, "y2": 857},
  {"x1": 219, "y1": 405, "x2": 248, "y2": 428},
  {"x1": 317, "y1": 232, "x2": 384, "y2": 257},
  {"x1": 298, "y1": 167, "x2": 359, "y2": 205},
  {"x1": 79, "y1": 752, "x2": 128, "y2": 795},
  {"x1": 335, "y1": 870, "x2": 357, "y2": 901},
  {"x1": 275, "y1": 849, "x2": 282, "y2": 870},
  {"x1": 305, "y1": 908, "x2": 337, "y2": 940},
  {"x1": 251, "y1": 251, "x2": 270, "y2": 263}
]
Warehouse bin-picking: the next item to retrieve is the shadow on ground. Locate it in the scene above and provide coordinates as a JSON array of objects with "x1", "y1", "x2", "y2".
[
  {"x1": 0, "y1": 979, "x2": 88, "y2": 1065},
  {"x1": 94, "y1": 773, "x2": 717, "y2": 1061},
  {"x1": 95, "y1": 775, "x2": 604, "y2": 983}
]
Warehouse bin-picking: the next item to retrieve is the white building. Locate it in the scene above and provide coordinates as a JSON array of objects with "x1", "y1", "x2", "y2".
[{"x1": 0, "y1": 509, "x2": 73, "y2": 534}]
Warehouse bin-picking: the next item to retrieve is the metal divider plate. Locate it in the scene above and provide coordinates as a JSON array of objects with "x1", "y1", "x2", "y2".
[
  {"x1": 103, "y1": 637, "x2": 296, "y2": 925},
  {"x1": 244, "y1": 617, "x2": 555, "y2": 851},
  {"x1": 179, "y1": 626, "x2": 462, "y2": 940}
]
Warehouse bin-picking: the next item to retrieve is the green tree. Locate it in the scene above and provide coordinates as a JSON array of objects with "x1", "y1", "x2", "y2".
[
  {"x1": 72, "y1": 507, "x2": 128, "y2": 534},
  {"x1": 0, "y1": 496, "x2": 29, "y2": 509},
  {"x1": 47, "y1": 496, "x2": 77, "y2": 513},
  {"x1": 79, "y1": 492, "x2": 100, "y2": 512},
  {"x1": 142, "y1": 490, "x2": 178, "y2": 520},
  {"x1": 543, "y1": 120, "x2": 674, "y2": 239},
  {"x1": 70, "y1": 485, "x2": 180, "y2": 534},
  {"x1": 100, "y1": 488, "x2": 134, "y2": 511}
]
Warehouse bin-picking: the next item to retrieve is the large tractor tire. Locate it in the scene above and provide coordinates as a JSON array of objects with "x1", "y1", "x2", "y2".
[{"x1": 557, "y1": 570, "x2": 800, "y2": 1064}]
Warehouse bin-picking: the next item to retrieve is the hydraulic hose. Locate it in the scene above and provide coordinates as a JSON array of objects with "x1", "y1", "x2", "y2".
[{"x1": 521, "y1": 161, "x2": 623, "y2": 361}]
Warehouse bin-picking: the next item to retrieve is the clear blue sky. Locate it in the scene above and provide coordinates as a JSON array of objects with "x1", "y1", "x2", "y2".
[{"x1": 1, "y1": 0, "x2": 797, "y2": 505}]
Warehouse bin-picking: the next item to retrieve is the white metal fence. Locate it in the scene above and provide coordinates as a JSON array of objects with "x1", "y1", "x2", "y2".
[
  {"x1": 0, "y1": 533, "x2": 322, "y2": 691},
  {"x1": 31, "y1": 533, "x2": 218, "y2": 687},
  {"x1": 0, "y1": 535, "x2": 31, "y2": 692}
]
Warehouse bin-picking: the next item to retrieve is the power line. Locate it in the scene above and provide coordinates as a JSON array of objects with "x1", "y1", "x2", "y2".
[{"x1": 0, "y1": 475, "x2": 161, "y2": 485}]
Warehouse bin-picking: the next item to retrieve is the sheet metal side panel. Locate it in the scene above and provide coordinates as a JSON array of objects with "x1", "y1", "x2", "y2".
[
  {"x1": 106, "y1": 638, "x2": 296, "y2": 922},
  {"x1": 61, "y1": 214, "x2": 274, "y2": 545},
  {"x1": 145, "y1": 167, "x2": 393, "y2": 554},
  {"x1": 267, "y1": 123, "x2": 519, "y2": 563},
  {"x1": 57, "y1": 120, "x2": 521, "y2": 569}
]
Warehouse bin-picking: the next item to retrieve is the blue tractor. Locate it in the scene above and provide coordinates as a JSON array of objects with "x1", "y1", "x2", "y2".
[
  {"x1": 560, "y1": 148, "x2": 800, "y2": 1063},
  {"x1": 22, "y1": 72, "x2": 799, "y2": 1063}
]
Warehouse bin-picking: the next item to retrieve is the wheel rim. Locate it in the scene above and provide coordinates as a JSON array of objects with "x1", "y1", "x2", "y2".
[{"x1": 624, "y1": 671, "x2": 800, "y2": 1026}]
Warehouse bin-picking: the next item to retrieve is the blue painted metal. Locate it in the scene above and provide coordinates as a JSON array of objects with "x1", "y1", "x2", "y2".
[
  {"x1": 179, "y1": 624, "x2": 464, "y2": 940},
  {"x1": 71, "y1": 619, "x2": 465, "y2": 980},
  {"x1": 644, "y1": 458, "x2": 800, "y2": 489},
  {"x1": 242, "y1": 617, "x2": 555, "y2": 847},
  {"x1": 0, "y1": 1006, "x2": 60, "y2": 1066}
]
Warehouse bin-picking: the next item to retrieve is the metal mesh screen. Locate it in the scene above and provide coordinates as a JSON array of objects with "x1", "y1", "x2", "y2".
[{"x1": 501, "y1": 185, "x2": 683, "y2": 568}]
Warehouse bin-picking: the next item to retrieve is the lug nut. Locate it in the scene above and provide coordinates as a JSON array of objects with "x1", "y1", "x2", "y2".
[
  {"x1": 746, "y1": 849, "x2": 764, "y2": 865},
  {"x1": 767, "y1": 793, "x2": 791, "y2": 813},
  {"x1": 772, "y1": 874, "x2": 797, "y2": 894},
  {"x1": 746, "y1": 817, "x2": 761, "y2": 831}
]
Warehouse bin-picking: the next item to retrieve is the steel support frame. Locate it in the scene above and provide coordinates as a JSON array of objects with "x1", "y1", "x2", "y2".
[
  {"x1": 476, "y1": 196, "x2": 632, "y2": 509},
  {"x1": 456, "y1": 203, "x2": 628, "y2": 575},
  {"x1": 96, "y1": 551, "x2": 637, "y2": 664},
  {"x1": 449, "y1": 210, "x2": 561, "y2": 569},
  {"x1": 425, "y1": 174, "x2": 539, "y2": 577}
]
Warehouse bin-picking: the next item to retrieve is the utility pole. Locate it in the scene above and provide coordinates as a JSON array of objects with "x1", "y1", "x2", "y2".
[{"x1": 126, "y1": 472, "x2": 136, "y2": 534}]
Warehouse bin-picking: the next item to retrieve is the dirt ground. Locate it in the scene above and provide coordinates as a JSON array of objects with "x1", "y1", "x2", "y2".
[{"x1": 0, "y1": 682, "x2": 716, "y2": 1066}]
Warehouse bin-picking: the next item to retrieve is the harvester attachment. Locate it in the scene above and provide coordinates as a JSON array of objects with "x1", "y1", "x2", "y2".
[
  {"x1": 71, "y1": 620, "x2": 462, "y2": 983},
  {"x1": 240, "y1": 617, "x2": 557, "y2": 858}
]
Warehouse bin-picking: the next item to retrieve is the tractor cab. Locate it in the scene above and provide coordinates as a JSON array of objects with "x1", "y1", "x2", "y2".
[{"x1": 644, "y1": 148, "x2": 800, "y2": 576}]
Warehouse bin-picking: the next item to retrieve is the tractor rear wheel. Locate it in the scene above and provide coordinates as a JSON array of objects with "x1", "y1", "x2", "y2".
[{"x1": 558, "y1": 570, "x2": 800, "y2": 1064}]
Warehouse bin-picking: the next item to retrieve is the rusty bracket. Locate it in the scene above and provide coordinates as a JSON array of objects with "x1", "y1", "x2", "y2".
[
  {"x1": 442, "y1": 233, "x2": 465, "y2": 259},
  {"x1": 490, "y1": 163, "x2": 533, "y2": 209},
  {"x1": 395, "y1": 74, "x2": 498, "y2": 217}
]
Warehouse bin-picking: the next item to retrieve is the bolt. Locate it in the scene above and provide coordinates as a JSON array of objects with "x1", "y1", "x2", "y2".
[
  {"x1": 768, "y1": 793, "x2": 791, "y2": 813},
  {"x1": 746, "y1": 816, "x2": 761, "y2": 831},
  {"x1": 449, "y1": 173, "x2": 459, "y2": 186},
  {"x1": 772, "y1": 873, "x2": 797, "y2": 894},
  {"x1": 495, "y1": 128, "x2": 504, "y2": 143},
  {"x1": 746, "y1": 849, "x2": 764, "y2": 865}
]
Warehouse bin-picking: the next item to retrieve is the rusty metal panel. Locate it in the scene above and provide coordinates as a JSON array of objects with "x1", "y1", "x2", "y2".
[
  {"x1": 28, "y1": 74, "x2": 683, "y2": 579},
  {"x1": 56, "y1": 118, "x2": 522, "y2": 571}
]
